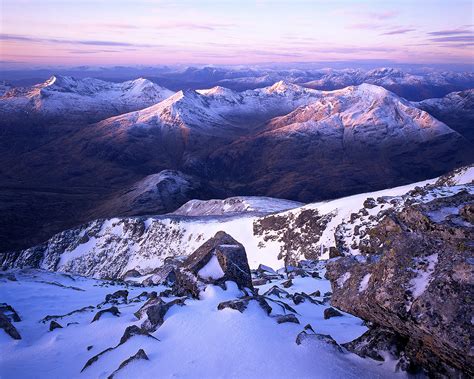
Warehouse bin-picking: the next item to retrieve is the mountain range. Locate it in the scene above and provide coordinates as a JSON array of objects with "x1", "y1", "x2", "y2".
[{"x1": 0, "y1": 72, "x2": 473, "y2": 253}]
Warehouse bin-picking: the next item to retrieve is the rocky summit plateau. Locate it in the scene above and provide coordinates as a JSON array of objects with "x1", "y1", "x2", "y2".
[{"x1": 1, "y1": 65, "x2": 473, "y2": 379}]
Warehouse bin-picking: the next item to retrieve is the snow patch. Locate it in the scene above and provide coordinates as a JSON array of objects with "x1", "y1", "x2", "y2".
[
  {"x1": 409, "y1": 254, "x2": 438, "y2": 299},
  {"x1": 358, "y1": 274, "x2": 371, "y2": 293},
  {"x1": 197, "y1": 255, "x2": 225, "y2": 280}
]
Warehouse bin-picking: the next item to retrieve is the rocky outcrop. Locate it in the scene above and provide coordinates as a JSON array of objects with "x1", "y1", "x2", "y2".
[
  {"x1": 326, "y1": 192, "x2": 474, "y2": 376},
  {"x1": 49, "y1": 320, "x2": 63, "y2": 331},
  {"x1": 134, "y1": 297, "x2": 186, "y2": 332},
  {"x1": 91, "y1": 306, "x2": 120, "y2": 322},
  {"x1": 173, "y1": 231, "x2": 253, "y2": 297},
  {"x1": 0, "y1": 312, "x2": 21, "y2": 339},
  {"x1": 108, "y1": 349, "x2": 149, "y2": 379}
]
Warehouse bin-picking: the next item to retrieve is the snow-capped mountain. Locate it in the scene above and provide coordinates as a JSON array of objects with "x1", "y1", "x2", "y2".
[
  {"x1": 414, "y1": 89, "x2": 474, "y2": 143},
  {"x1": 207, "y1": 83, "x2": 472, "y2": 201},
  {"x1": 93, "y1": 81, "x2": 321, "y2": 136},
  {"x1": 173, "y1": 196, "x2": 302, "y2": 216},
  {"x1": 303, "y1": 68, "x2": 474, "y2": 100},
  {"x1": 0, "y1": 75, "x2": 174, "y2": 123}
]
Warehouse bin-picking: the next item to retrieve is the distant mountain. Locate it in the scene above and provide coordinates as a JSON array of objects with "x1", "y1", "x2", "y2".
[
  {"x1": 303, "y1": 68, "x2": 474, "y2": 101},
  {"x1": 206, "y1": 83, "x2": 473, "y2": 201},
  {"x1": 0, "y1": 80, "x2": 472, "y2": 254},
  {"x1": 0, "y1": 75, "x2": 174, "y2": 123},
  {"x1": 414, "y1": 89, "x2": 474, "y2": 143}
]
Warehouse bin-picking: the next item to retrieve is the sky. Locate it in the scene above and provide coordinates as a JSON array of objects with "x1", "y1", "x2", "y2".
[{"x1": 0, "y1": 0, "x2": 473, "y2": 67}]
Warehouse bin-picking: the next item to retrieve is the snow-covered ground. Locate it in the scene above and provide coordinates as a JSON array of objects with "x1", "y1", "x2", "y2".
[{"x1": 0, "y1": 269, "x2": 404, "y2": 379}]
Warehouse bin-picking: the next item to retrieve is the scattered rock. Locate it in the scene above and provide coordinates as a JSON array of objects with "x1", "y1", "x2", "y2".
[
  {"x1": 49, "y1": 320, "x2": 63, "y2": 331},
  {"x1": 104, "y1": 290, "x2": 128, "y2": 304},
  {"x1": 295, "y1": 328, "x2": 342, "y2": 352},
  {"x1": 309, "y1": 290, "x2": 321, "y2": 297},
  {"x1": 323, "y1": 307, "x2": 343, "y2": 319},
  {"x1": 119, "y1": 325, "x2": 158, "y2": 345},
  {"x1": 41, "y1": 305, "x2": 94, "y2": 323},
  {"x1": 135, "y1": 297, "x2": 186, "y2": 332},
  {"x1": 252, "y1": 278, "x2": 268, "y2": 286},
  {"x1": 108, "y1": 349, "x2": 149, "y2": 379},
  {"x1": 363, "y1": 197, "x2": 377, "y2": 209},
  {"x1": 0, "y1": 312, "x2": 21, "y2": 339},
  {"x1": 0, "y1": 303, "x2": 21, "y2": 322},
  {"x1": 263, "y1": 285, "x2": 290, "y2": 299},
  {"x1": 282, "y1": 279, "x2": 293, "y2": 288},
  {"x1": 87, "y1": 345, "x2": 93, "y2": 351},
  {"x1": 275, "y1": 314, "x2": 300, "y2": 324},
  {"x1": 217, "y1": 296, "x2": 272, "y2": 315},
  {"x1": 91, "y1": 306, "x2": 120, "y2": 322}
]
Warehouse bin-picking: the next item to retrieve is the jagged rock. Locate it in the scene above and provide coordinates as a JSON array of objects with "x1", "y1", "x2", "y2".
[
  {"x1": 310, "y1": 271, "x2": 321, "y2": 279},
  {"x1": 0, "y1": 312, "x2": 21, "y2": 339},
  {"x1": 274, "y1": 314, "x2": 300, "y2": 324},
  {"x1": 292, "y1": 292, "x2": 320, "y2": 305},
  {"x1": 282, "y1": 279, "x2": 293, "y2": 288},
  {"x1": 263, "y1": 285, "x2": 290, "y2": 298},
  {"x1": 82, "y1": 325, "x2": 157, "y2": 372},
  {"x1": 217, "y1": 296, "x2": 272, "y2": 315},
  {"x1": 326, "y1": 192, "x2": 474, "y2": 377},
  {"x1": 129, "y1": 291, "x2": 156, "y2": 303},
  {"x1": 174, "y1": 231, "x2": 253, "y2": 297},
  {"x1": 252, "y1": 278, "x2": 269, "y2": 286},
  {"x1": 363, "y1": 198, "x2": 377, "y2": 209},
  {"x1": 323, "y1": 307, "x2": 343, "y2": 319},
  {"x1": 122, "y1": 269, "x2": 141, "y2": 280},
  {"x1": 135, "y1": 297, "x2": 186, "y2": 332},
  {"x1": 91, "y1": 306, "x2": 120, "y2": 322},
  {"x1": 309, "y1": 290, "x2": 321, "y2": 297},
  {"x1": 329, "y1": 247, "x2": 343, "y2": 258},
  {"x1": 41, "y1": 305, "x2": 94, "y2": 323},
  {"x1": 142, "y1": 259, "x2": 180, "y2": 286},
  {"x1": 0, "y1": 303, "x2": 21, "y2": 322},
  {"x1": 119, "y1": 325, "x2": 158, "y2": 345},
  {"x1": 108, "y1": 349, "x2": 149, "y2": 379},
  {"x1": 342, "y1": 326, "x2": 409, "y2": 362},
  {"x1": 295, "y1": 328, "x2": 342, "y2": 352},
  {"x1": 49, "y1": 320, "x2": 63, "y2": 331},
  {"x1": 104, "y1": 290, "x2": 128, "y2": 304}
]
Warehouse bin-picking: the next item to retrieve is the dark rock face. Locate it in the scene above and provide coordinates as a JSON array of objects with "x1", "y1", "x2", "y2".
[
  {"x1": 326, "y1": 192, "x2": 474, "y2": 376},
  {"x1": 0, "y1": 312, "x2": 21, "y2": 339},
  {"x1": 253, "y1": 209, "x2": 333, "y2": 261},
  {"x1": 119, "y1": 325, "x2": 157, "y2": 345},
  {"x1": 91, "y1": 306, "x2": 120, "y2": 322},
  {"x1": 174, "y1": 231, "x2": 253, "y2": 297},
  {"x1": 108, "y1": 349, "x2": 149, "y2": 379},
  {"x1": 323, "y1": 307, "x2": 343, "y2": 319},
  {"x1": 49, "y1": 320, "x2": 63, "y2": 331}
]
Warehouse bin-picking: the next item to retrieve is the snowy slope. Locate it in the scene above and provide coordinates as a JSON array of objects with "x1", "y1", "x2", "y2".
[
  {"x1": 0, "y1": 75, "x2": 174, "y2": 122},
  {"x1": 173, "y1": 196, "x2": 303, "y2": 216},
  {"x1": 3, "y1": 166, "x2": 472, "y2": 280},
  {"x1": 0, "y1": 268, "x2": 401, "y2": 379}
]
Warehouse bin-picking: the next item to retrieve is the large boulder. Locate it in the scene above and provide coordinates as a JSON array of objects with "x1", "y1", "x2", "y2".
[
  {"x1": 174, "y1": 231, "x2": 253, "y2": 297},
  {"x1": 326, "y1": 192, "x2": 474, "y2": 377}
]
